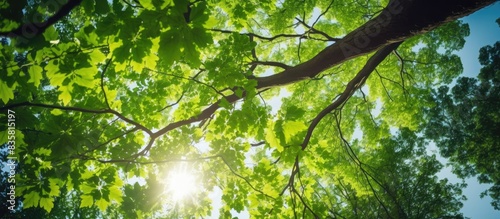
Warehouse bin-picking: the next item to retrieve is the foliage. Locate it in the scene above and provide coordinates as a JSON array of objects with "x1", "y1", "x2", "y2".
[
  {"x1": 324, "y1": 129, "x2": 467, "y2": 219},
  {"x1": 424, "y1": 30, "x2": 500, "y2": 209},
  {"x1": 0, "y1": 0, "x2": 496, "y2": 218}
]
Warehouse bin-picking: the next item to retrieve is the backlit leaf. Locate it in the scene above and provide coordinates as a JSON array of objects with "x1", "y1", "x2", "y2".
[
  {"x1": 265, "y1": 121, "x2": 283, "y2": 152},
  {"x1": 95, "y1": 199, "x2": 109, "y2": 212},
  {"x1": 0, "y1": 80, "x2": 14, "y2": 104},
  {"x1": 80, "y1": 195, "x2": 93, "y2": 208},
  {"x1": 58, "y1": 86, "x2": 72, "y2": 106},
  {"x1": 39, "y1": 197, "x2": 54, "y2": 212},
  {"x1": 283, "y1": 121, "x2": 307, "y2": 143},
  {"x1": 23, "y1": 191, "x2": 40, "y2": 208}
]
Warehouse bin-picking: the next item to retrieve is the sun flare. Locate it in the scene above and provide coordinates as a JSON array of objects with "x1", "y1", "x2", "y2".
[{"x1": 166, "y1": 167, "x2": 197, "y2": 201}]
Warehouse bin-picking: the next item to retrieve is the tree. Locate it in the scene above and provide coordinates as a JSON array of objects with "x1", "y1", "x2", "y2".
[
  {"x1": 324, "y1": 128, "x2": 467, "y2": 219},
  {"x1": 0, "y1": 0, "x2": 496, "y2": 218},
  {"x1": 424, "y1": 20, "x2": 500, "y2": 210}
]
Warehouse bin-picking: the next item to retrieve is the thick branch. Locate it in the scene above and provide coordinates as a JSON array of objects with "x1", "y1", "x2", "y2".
[{"x1": 255, "y1": 0, "x2": 495, "y2": 89}]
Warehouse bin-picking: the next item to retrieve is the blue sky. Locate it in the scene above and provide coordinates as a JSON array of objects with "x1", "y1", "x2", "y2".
[{"x1": 458, "y1": 2, "x2": 500, "y2": 79}]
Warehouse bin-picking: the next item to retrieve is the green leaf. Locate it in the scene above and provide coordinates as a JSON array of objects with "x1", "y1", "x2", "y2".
[
  {"x1": 49, "y1": 73, "x2": 66, "y2": 87},
  {"x1": 81, "y1": 183, "x2": 94, "y2": 194},
  {"x1": 0, "y1": 80, "x2": 14, "y2": 104},
  {"x1": 95, "y1": 0, "x2": 111, "y2": 14},
  {"x1": 95, "y1": 198, "x2": 109, "y2": 211},
  {"x1": 80, "y1": 194, "x2": 93, "y2": 208},
  {"x1": 139, "y1": 0, "x2": 155, "y2": 10},
  {"x1": 73, "y1": 68, "x2": 97, "y2": 88},
  {"x1": 43, "y1": 26, "x2": 58, "y2": 42},
  {"x1": 190, "y1": 2, "x2": 209, "y2": 25},
  {"x1": 243, "y1": 79, "x2": 257, "y2": 98},
  {"x1": 112, "y1": 42, "x2": 131, "y2": 64},
  {"x1": 131, "y1": 38, "x2": 153, "y2": 63},
  {"x1": 285, "y1": 105, "x2": 306, "y2": 120},
  {"x1": 108, "y1": 186, "x2": 123, "y2": 203},
  {"x1": 262, "y1": 184, "x2": 279, "y2": 198},
  {"x1": 58, "y1": 86, "x2": 72, "y2": 106},
  {"x1": 283, "y1": 121, "x2": 307, "y2": 143},
  {"x1": 265, "y1": 121, "x2": 283, "y2": 152},
  {"x1": 235, "y1": 88, "x2": 243, "y2": 98},
  {"x1": 48, "y1": 178, "x2": 61, "y2": 196},
  {"x1": 159, "y1": 30, "x2": 182, "y2": 66},
  {"x1": 183, "y1": 41, "x2": 201, "y2": 66},
  {"x1": 173, "y1": 0, "x2": 189, "y2": 14},
  {"x1": 191, "y1": 26, "x2": 212, "y2": 47},
  {"x1": 50, "y1": 109, "x2": 63, "y2": 116},
  {"x1": 44, "y1": 60, "x2": 59, "y2": 74},
  {"x1": 218, "y1": 97, "x2": 232, "y2": 109},
  {"x1": 27, "y1": 65, "x2": 43, "y2": 87},
  {"x1": 34, "y1": 148, "x2": 51, "y2": 156},
  {"x1": 23, "y1": 191, "x2": 40, "y2": 208},
  {"x1": 39, "y1": 197, "x2": 54, "y2": 212},
  {"x1": 89, "y1": 49, "x2": 107, "y2": 64}
]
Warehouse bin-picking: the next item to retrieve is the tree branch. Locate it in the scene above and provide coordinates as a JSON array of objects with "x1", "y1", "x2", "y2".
[
  {"x1": 85, "y1": 126, "x2": 139, "y2": 154},
  {"x1": 146, "y1": 68, "x2": 227, "y2": 97},
  {"x1": 295, "y1": 0, "x2": 339, "y2": 42},
  {"x1": 0, "y1": 0, "x2": 84, "y2": 39},
  {"x1": 250, "y1": 61, "x2": 291, "y2": 70},
  {"x1": 255, "y1": 0, "x2": 495, "y2": 89},
  {"x1": 300, "y1": 42, "x2": 402, "y2": 150},
  {"x1": 158, "y1": 91, "x2": 186, "y2": 112},
  {"x1": 333, "y1": 112, "x2": 393, "y2": 218},
  {"x1": 208, "y1": 28, "x2": 339, "y2": 42},
  {"x1": 1, "y1": 102, "x2": 152, "y2": 135},
  {"x1": 375, "y1": 69, "x2": 395, "y2": 101},
  {"x1": 100, "y1": 59, "x2": 113, "y2": 109}
]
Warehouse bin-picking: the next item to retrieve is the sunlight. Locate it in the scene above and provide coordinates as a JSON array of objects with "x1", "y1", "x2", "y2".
[{"x1": 165, "y1": 165, "x2": 197, "y2": 201}]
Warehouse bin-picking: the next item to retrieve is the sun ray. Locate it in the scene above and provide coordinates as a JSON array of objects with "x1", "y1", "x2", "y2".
[{"x1": 165, "y1": 165, "x2": 197, "y2": 201}]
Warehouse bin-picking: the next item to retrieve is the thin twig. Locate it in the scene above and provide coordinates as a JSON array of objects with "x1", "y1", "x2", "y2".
[{"x1": 100, "y1": 59, "x2": 113, "y2": 109}]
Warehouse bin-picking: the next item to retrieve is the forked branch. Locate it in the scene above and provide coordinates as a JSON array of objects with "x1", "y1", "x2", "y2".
[{"x1": 301, "y1": 42, "x2": 402, "y2": 150}]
